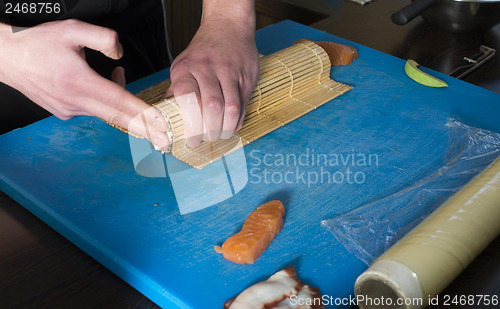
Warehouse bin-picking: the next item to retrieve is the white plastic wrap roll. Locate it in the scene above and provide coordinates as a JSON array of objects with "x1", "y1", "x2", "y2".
[{"x1": 354, "y1": 155, "x2": 500, "y2": 309}]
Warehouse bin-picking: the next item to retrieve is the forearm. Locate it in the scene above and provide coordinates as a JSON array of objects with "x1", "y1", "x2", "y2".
[
  {"x1": 201, "y1": 0, "x2": 256, "y2": 37},
  {"x1": 0, "y1": 22, "x2": 14, "y2": 84}
]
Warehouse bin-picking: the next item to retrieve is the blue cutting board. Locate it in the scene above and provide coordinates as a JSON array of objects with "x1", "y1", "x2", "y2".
[{"x1": 1, "y1": 20, "x2": 500, "y2": 308}]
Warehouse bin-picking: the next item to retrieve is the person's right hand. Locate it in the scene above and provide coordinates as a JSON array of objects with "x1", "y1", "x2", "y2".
[{"x1": 0, "y1": 20, "x2": 170, "y2": 150}]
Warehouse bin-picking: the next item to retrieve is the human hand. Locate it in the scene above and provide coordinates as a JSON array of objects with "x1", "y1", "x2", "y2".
[
  {"x1": 165, "y1": 1, "x2": 259, "y2": 147},
  {"x1": 0, "y1": 20, "x2": 170, "y2": 150}
]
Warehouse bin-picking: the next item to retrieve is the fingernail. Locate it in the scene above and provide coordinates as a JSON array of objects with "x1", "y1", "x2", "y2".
[
  {"x1": 208, "y1": 129, "x2": 222, "y2": 142},
  {"x1": 153, "y1": 134, "x2": 170, "y2": 151},
  {"x1": 186, "y1": 136, "x2": 201, "y2": 148},
  {"x1": 219, "y1": 130, "x2": 234, "y2": 140},
  {"x1": 154, "y1": 115, "x2": 169, "y2": 132}
]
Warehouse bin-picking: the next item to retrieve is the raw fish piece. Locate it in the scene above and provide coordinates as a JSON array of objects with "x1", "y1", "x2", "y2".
[
  {"x1": 294, "y1": 39, "x2": 358, "y2": 66},
  {"x1": 215, "y1": 200, "x2": 285, "y2": 264},
  {"x1": 224, "y1": 266, "x2": 325, "y2": 309}
]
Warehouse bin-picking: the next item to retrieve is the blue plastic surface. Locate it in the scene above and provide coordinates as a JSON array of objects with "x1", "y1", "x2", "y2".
[{"x1": 1, "y1": 21, "x2": 500, "y2": 308}]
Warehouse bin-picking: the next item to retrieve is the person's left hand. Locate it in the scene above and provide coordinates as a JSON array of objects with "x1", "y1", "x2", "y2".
[{"x1": 165, "y1": 13, "x2": 259, "y2": 147}]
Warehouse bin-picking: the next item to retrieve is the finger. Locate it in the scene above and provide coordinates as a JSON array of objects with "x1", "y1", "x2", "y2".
[
  {"x1": 170, "y1": 75, "x2": 204, "y2": 148},
  {"x1": 235, "y1": 99, "x2": 247, "y2": 132},
  {"x1": 176, "y1": 92, "x2": 203, "y2": 148},
  {"x1": 87, "y1": 97, "x2": 171, "y2": 151},
  {"x1": 65, "y1": 20, "x2": 124, "y2": 60},
  {"x1": 128, "y1": 109, "x2": 171, "y2": 151},
  {"x1": 84, "y1": 76, "x2": 169, "y2": 135},
  {"x1": 219, "y1": 78, "x2": 241, "y2": 139},
  {"x1": 163, "y1": 83, "x2": 174, "y2": 99},
  {"x1": 101, "y1": 78, "x2": 168, "y2": 132},
  {"x1": 129, "y1": 108, "x2": 171, "y2": 151},
  {"x1": 112, "y1": 66, "x2": 126, "y2": 88},
  {"x1": 195, "y1": 73, "x2": 224, "y2": 142},
  {"x1": 236, "y1": 80, "x2": 255, "y2": 131}
]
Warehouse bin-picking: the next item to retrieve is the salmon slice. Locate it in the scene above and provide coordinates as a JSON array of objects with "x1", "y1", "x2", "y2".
[
  {"x1": 215, "y1": 200, "x2": 285, "y2": 264},
  {"x1": 294, "y1": 39, "x2": 358, "y2": 66}
]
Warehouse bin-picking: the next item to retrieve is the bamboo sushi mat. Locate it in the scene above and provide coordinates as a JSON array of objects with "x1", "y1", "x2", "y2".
[{"x1": 132, "y1": 40, "x2": 352, "y2": 169}]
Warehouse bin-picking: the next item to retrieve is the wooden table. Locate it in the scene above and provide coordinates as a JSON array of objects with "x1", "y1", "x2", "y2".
[
  {"x1": 309, "y1": 0, "x2": 500, "y2": 94},
  {"x1": 1, "y1": 1, "x2": 499, "y2": 308}
]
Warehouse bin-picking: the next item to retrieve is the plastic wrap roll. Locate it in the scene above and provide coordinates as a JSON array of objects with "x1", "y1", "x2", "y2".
[{"x1": 354, "y1": 155, "x2": 500, "y2": 309}]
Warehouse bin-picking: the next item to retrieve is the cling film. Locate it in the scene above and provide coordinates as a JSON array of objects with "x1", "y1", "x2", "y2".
[{"x1": 322, "y1": 119, "x2": 500, "y2": 265}]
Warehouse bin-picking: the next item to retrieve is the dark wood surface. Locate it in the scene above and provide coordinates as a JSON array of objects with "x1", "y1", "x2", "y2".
[
  {"x1": 310, "y1": 0, "x2": 500, "y2": 94},
  {"x1": 1, "y1": 1, "x2": 499, "y2": 308}
]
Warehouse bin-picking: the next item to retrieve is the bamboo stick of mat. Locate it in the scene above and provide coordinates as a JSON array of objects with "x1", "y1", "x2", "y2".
[{"x1": 124, "y1": 40, "x2": 353, "y2": 169}]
